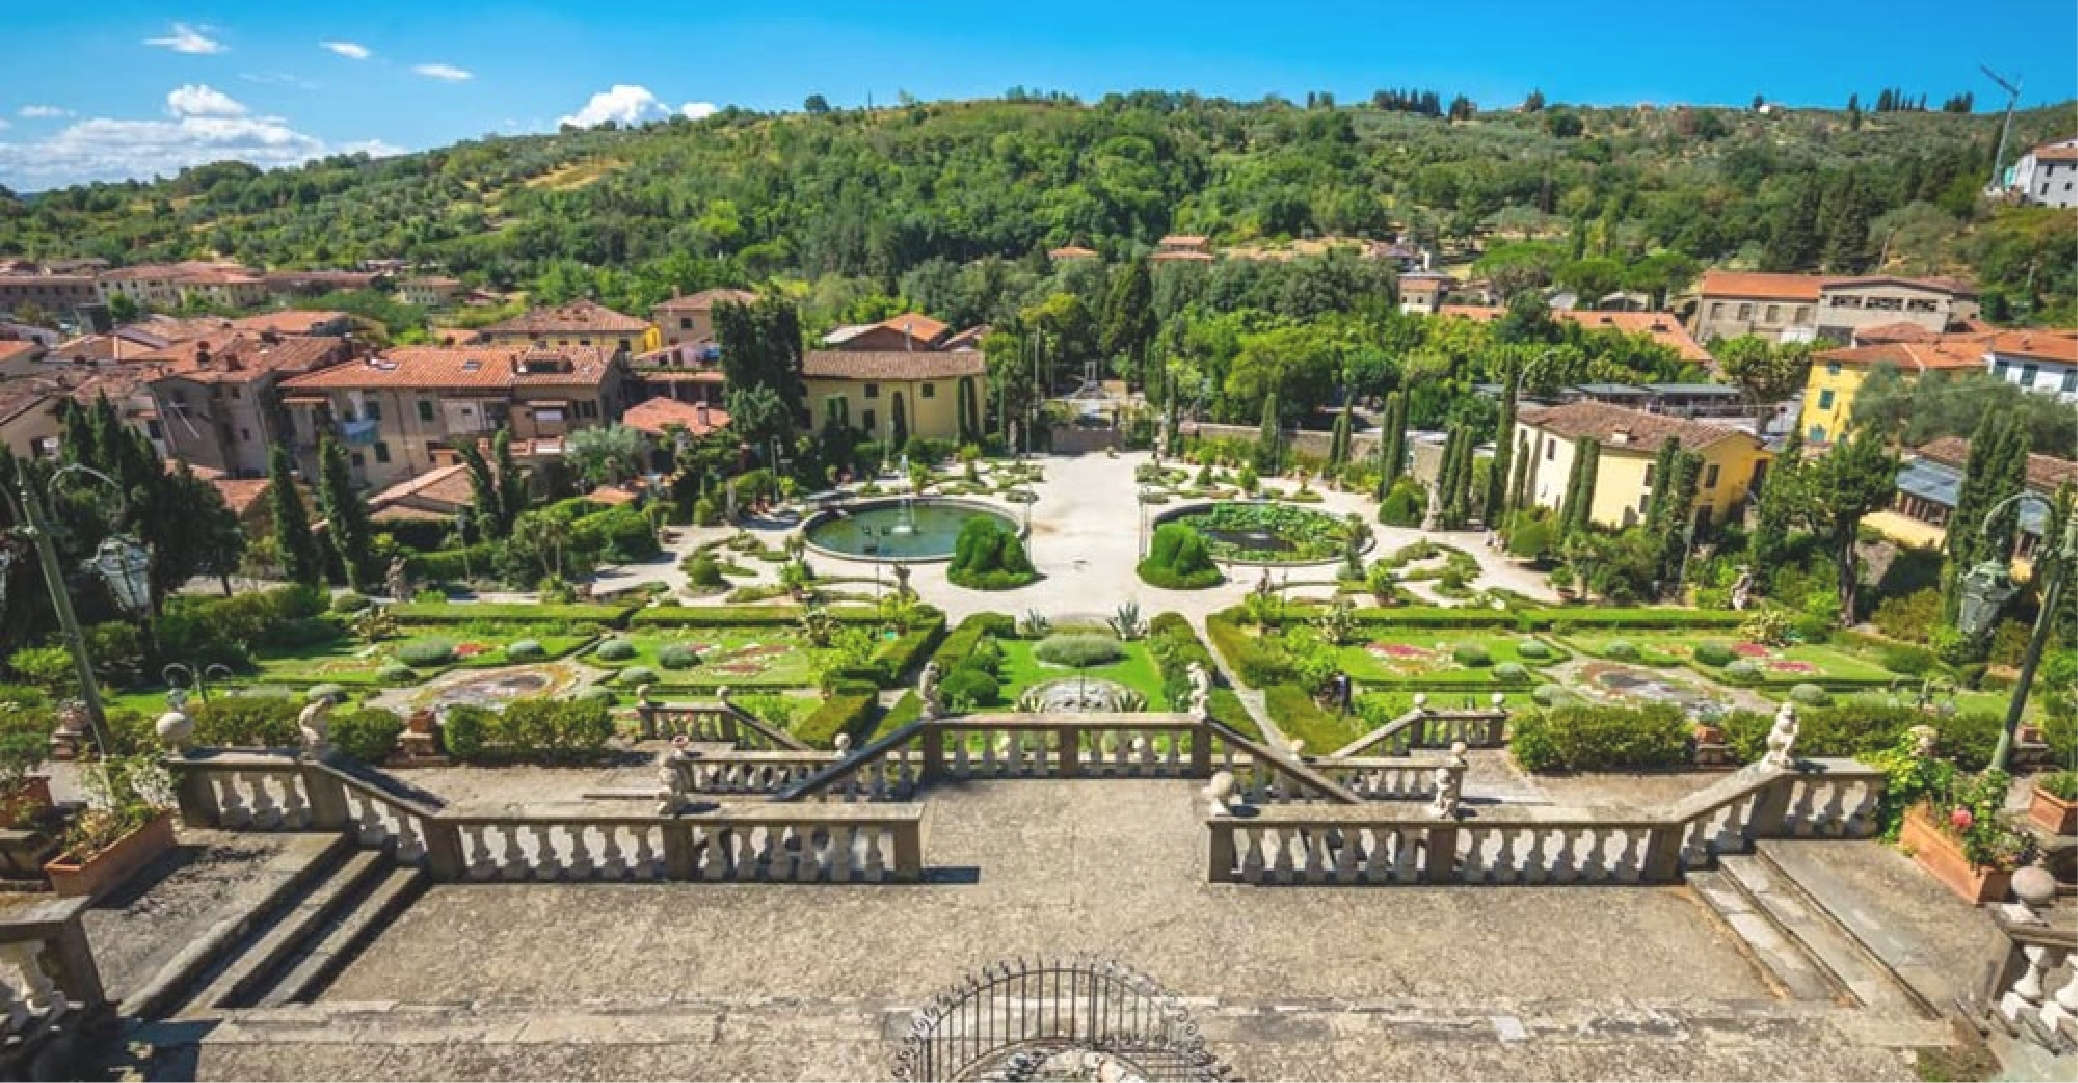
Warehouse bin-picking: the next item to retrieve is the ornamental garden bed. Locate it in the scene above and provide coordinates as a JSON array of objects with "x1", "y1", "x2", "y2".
[
  {"x1": 1335, "y1": 632, "x2": 1567, "y2": 688},
  {"x1": 1157, "y1": 502, "x2": 1360, "y2": 565},
  {"x1": 583, "y1": 629, "x2": 834, "y2": 690},
  {"x1": 252, "y1": 633, "x2": 593, "y2": 687},
  {"x1": 1559, "y1": 632, "x2": 1899, "y2": 691},
  {"x1": 991, "y1": 638, "x2": 1171, "y2": 711}
]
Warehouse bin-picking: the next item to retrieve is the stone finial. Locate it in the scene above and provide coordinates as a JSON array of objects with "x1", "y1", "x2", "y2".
[
  {"x1": 834, "y1": 733, "x2": 853, "y2": 757},
  {"x1": 1760, "y1": 701, "x2": 1799, "y2": 771},
  {"x1": 1288, "y1": 739, "x2": 1305, "y2": 759},
  {"x1": 637, "y1": 683, "x2": 657, "y2": 708},
  {"x1": 1490, "y1": 692, "x2": 1506, "y2": 709},
  {"x1": 1429, "y1": 741, "x2": 1469, "y2": 819},
  {"x1": 1412, "y1": 693, "x2": 1428, "y2": 711},
  {"x1": 1201, "y1": 771, "x2": 1235, "y2": 816},
  {"x1": 297, "y1": 697, "x2": 333, "y2": 756},
  {"x1": 918, "y1": 662, "x2": 944, "y2": 721},
  {"x1": 2012, "y1": 861, "x2": 2057, "y2": 912},
  {"x1": 155, "y1": 707, "x2": 194, "y2": 751}
]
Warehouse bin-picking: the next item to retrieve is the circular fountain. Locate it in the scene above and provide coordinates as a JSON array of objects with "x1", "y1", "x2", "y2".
[
  {"x1": 802, "y1": 497, "x2": 1020, "y2": 562},
  {"x1": 1016, "y1": 677, "x2": 1147, "y2": 714}
]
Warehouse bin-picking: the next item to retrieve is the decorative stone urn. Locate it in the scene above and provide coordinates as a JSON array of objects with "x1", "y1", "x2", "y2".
[{"x1": 155, "y1": 708, "x2": 194, "y2": 751}]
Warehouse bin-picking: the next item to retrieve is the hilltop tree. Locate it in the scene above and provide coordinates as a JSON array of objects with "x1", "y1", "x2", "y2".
[{"x1": 268, "y1": 444, "x2": 322, "y2": 588}]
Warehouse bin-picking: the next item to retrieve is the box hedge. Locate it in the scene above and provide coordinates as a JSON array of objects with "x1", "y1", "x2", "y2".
[
  {"x1": 1511, "y1": 703, "x2": 1691, "y2": 773},
  {"x1": 794, "y1": 690, "x2": 877, "y2": 748},
  {"x1": 390, "y1": 601, "x2": 635, "y2": 626}
]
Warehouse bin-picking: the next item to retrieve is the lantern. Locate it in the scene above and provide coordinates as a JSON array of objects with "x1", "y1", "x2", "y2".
[
  {"x1": 90, "y1": 534, "x2": 153, "y2": 616},
  {"x1": 1955, "y1": 559, "x2": 2019, "y2": 640}
]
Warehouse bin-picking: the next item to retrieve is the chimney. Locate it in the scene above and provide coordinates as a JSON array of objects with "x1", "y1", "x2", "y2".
[
  {"x1": 904, "y1": 318, "x2": 914, "y2": 352},
  {"x1": 1608, "y1": 428, "x2": 1631, "y2": 447},
  {"x1": 261, "y1": 328, "x2": 281, "y2": 344},
  {"x1": 695, "y1": 401, "x2": 710, "y2": 428},
  {"x1": 193, "y1": 342, "x2": 212, "y2": 369}
]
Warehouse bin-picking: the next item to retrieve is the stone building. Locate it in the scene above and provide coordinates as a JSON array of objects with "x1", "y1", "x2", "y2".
[{"x1": 1513, "y1": 401, "x2": 1769, "y2": 530}]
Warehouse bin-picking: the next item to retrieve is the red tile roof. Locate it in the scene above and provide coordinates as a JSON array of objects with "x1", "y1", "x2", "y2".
[
  {"x1": 1696, "y1": 271, "x2": 1825, "y2": 302},
  {"x1": 652, "y1": 288, "x2": 756, "y2": 312},
  {"x1": 1518, "y1": 401, "x2": 1752, "y2": 453},
  {"x1": 210, "y1": 478, "x2": 273, "y2": 517},
  {"x1": 621, "y1": 396, "x2": 730, "y2": 436},
  {"x1": 1047, "y1": 246, "x2": 1099, "y2": 260},
  {"x1": 802, "y1": 349, "x2": 987, "y2": 380},
  {"x1": 1918, "y1": 436, "x2": 2078, "y2": 493},
  {"x1": 2035, "y1": 143, "x2": 2078, "y2": 163},
  {"x1": 481, "y1": 299, "x2": 649, "y2": 335},
  {"x1": 279, "y1": 344, "x2": 615, "y2": 391},
  {"x1": 1813, "y1": 341, "x2": 1984, "y2": 372},
  {"x1": 1984, "y1": 329, "x2": 2078, "y2": 363},
  {"x1": 132, "y1": 333, "x2": 349, "y2": 384},
  {"x1": 369, "y1": 463, "x2": 476, "y2": 510},
  {"x1": 224, "y1": 311, "x2": 352, "y2": 336}
]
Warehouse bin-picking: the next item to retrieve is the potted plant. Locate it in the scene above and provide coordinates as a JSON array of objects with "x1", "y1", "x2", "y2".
[
  {"x1": 0, "y1": 724, "x2": 52, "y2": 829},
  {"x1": 45, "y1": 754, "x2": 175, "y2": 901},
  {"x1": 2029, "y1": 770, "x2": 2078, "y2": 836},
  {"x1": 1548, "y1": 565, "x2": 1577, "y2": 601},
  {"x1": 1897, "y1": 767, "x2": 2033, "y2": 905}
]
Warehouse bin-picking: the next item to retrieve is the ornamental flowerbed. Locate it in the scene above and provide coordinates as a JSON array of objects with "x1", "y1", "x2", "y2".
[
  {"x1": 584, "y1": 630, "x2": 830, "y2": 689},
  {"x1": 1163, "y1": 502, "x2": 1355, "y2": 563},
  {"x1": 1336, "y1": 633, "x2": 1565, "y2": 687},
  {"x1": 1560, "y1": 632, "x2": 1899, "y2": 690}
]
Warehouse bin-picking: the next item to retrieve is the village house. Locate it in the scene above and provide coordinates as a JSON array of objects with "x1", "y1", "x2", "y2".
[
  {"x1": 804, "y1": 349, "x2": 987, "y2": 446},
  {"x1": 1398, "y1": 272, "x2": 1452, "y2": 315},
  {"x1": 621, "y1": 396, "x2": 732, "y2": 473},
  {"x1": 821, "y1": 312, "x2": 951, "y2": 351},
  {"x1": 2002, "y1": 137, "x2": 2078, "y2": 209},
  {"x1": 1513, "y1": 401, "x2": 1769, "y2": 531},
  {"x1": 0, "y1": 271, "x2": 101, "y2": 323},
  {"x1": 1150, "y1": 235, "x2": 1215, "y2": 264},
  {"x1": 1046, "y1": 245, "x2": 1100, "y2": 263},
  {"x1": 0, "y1": 380, "x2": 67, "y2": 460},
  {"x1": 1870, "y1": 435, "x2": 2077, "y2": 576},
  {"x1": 0, "y1": 339, "x2": 48, "y2": 377},
  {"x1": 261, "y1": 269, "x2": 386, "y2": 297},
  {"x1": 1690, "y1": 271, "x2": 1979, "y2": 344},
  {"x1": 396, "y1": 276, "x2": 465, "y2": 308},
  {"x1": 476, "y1": 299, "x2": 659, "y2": 355},
  {"x1": 1798, "y1": 335, "x2": 1989, "y2": 445},
  {"x1": 628, "y1": 342, "x2": 726, "y2": 406},
  {"x1": 650, "y1": 288, "x2": 756, "y2": 348},
  {"x1": 1440, "y1": 305, "x2": 1713, "y2": 365},
  {"x1": 1982, "y1": 328, "x2": 2078, "y2": 400},
  {"x1": 137, "y1": 331, "x2": 355, "y2": 477},
  {"x1": 275, "y1": 344, "x2": 628, "y2": 490}
]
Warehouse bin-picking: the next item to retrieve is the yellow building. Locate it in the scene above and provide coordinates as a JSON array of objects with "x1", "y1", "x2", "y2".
[
  {"x1": 1797, "y1": 338, "x2": 1985, "y2": 445},
  {"x1": 1513, "y1": 402, "x2": 1770, "y2": 530},
  {"x1": 803, "y1": 349, "x2": 987, "y2": 446},
  {"x1": 478, "y1": 299, "x2": 661, "y2": 355}
]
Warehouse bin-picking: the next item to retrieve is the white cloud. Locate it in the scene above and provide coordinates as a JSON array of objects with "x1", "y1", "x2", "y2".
[
  {"x1": 145, "y1": 22, "x2": 225, "y2": 55},
  {"x1": 681, "y1": 101, "x2": 718, "y2": 119},
  {"x1": 559, "y1": 84, "x2": 669, "y2": 128},
  {"x1": 240, "y1": 73, "x2": 320, "y2": 91},
  {"x1": 0, "y1": 85, "x2": 399, "y2": 188},
  {"x1": 18, "y1": 105, "x2": 70, "y2": 118},
  {"x1": 412, "y1": 62, "x2": 472, "y2": 82},
  {"x1": 166, "y1": 84, "x2": 247, "y2": 118},
  {"x1": 322, "y1": 41, "x2": 371, "y2": 60}
]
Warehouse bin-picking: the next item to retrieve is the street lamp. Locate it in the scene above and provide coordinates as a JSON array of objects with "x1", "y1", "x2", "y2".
[
  {"x1": 92, "y1": 534, "x2": 155, "y2": 616},
  {"x1": 1956, "y1": 490, "x2": 2074, "y2": 771}
]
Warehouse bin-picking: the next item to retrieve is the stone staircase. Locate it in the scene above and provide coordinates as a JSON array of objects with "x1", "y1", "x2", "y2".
[
  {"x1": 1694, "y1": 851, "x2": 1931, "y2": 1017},
  {"x1": 123, "y1": 834, "x2": 425, "y2": 1022}
]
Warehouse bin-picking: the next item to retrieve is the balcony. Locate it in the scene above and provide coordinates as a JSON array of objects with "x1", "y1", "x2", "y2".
[{"x1": 339, "y1": 418, "x2": 382, "y2": 448}]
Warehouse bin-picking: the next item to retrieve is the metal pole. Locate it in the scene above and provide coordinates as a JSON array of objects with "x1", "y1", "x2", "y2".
[
  {"x1": 12, "y1": 479, "x2": 111, "y2": 758},
  {"x1": 1991, "y1": 510, "x2": 2073, "y2": 771}
]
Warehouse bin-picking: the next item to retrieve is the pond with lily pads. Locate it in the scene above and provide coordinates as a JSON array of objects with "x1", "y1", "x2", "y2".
[{"x1": 1158, "y1": 502, "x2": 1361, "y2": 564}]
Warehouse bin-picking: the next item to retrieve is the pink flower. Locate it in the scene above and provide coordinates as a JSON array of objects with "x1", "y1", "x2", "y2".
[{"x1": 1948, "y1": 807, "x2": 1974, "y2": 832}]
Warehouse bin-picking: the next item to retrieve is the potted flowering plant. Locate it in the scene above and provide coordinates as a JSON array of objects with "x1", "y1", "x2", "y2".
[
  {"x1": 1895, "y1": 766, "x2": 2032, "y2": 905},
  {"x1": 0, "y1": 723, "x2": 52, "y2": 829},
  {"x1": 46, "y1": 754, "x2": 174, "y2": 901},
  {"x1": 2029, "y1": 770, "x2": 2078, "y2": 836}
]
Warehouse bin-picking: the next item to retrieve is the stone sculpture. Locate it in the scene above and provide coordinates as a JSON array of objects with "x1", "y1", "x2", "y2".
[
  {"x1": 1730, "y1": 566, "x2": 1758, "y2": 611},
  {"x1": 919, "y1": 662, "x2": 944, "y2": 721},
  {"x1": 297, "y1": 696, "x2": 333, "y2": 754},
  {"x1": 1761, "y1": 702, "x2": 1799, "y2": 770},
  {"x1": 1186, "y1": 663, "x2": 1212, "y2": 721},
  {"x1": 386, "y1": 556, "x2": 411, "y2": 602},
  {"x1": 1429, "y1": 740, "x2": 1468, "y2": 819}
]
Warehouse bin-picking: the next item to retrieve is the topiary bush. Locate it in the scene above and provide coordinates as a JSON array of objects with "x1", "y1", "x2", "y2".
[
  {"x1": 617, "y1": 665, "x2": 658, "y2": 686},
  {"x1": 1138, "y1": 523, "x2": 1223, "y2": 589},
  {"x1": 377, "y1": 663, "x2": 418, "y2": 685},
  {"x1": 1789, "y1": 683, "x2": 1831, "y2": 706},
  {"x1": 1451, "y1": 644, "x2": 1493, "y2": 667},
  {"x1": 940, "y1": 665, "x2": 1000, "y2": 709},
  {"x1": 1492, "y1": 662, "x2": 1530, "y2": 684},
  {"x1": 331, "y1": 592, "x2": 371, "y2": 613},
  {"x1": 947, "y1": 515, "x2": 1039, "y2": 590},
  {"x1": 686, "y1": 553, "x2": 726, "y2": 589},
  {"x1": 657, "y1": 644, "x2": 700, "y2": 669},
  {"x1": 1530, "y1": 684, "x2": 1575, "y2": 708},
  {"x1": 594, "y1": 638, "x2": 637, "y2": 662},
  {"x1": 578, "y1": 686, "x2": 617, "y2": 705},
  {"x1": 393, "y1": 640, "x2": 455, "y2": 667},
  {"x1": 1692, "y1": 642, "x2": 1736, "y2": 667},
  {"x1": 1600, "y1": 640, "x2": 1640, "y2": 661},
  {"x1": 330, "y1": 708, "x2": 404, "y2": 764},
  {"x1": 1033, "y1": 634, "x2": 1125, "y2": 668},
  {"x1": 1379, "y1": 477, "x2": 1426, "y2": 527},
  {"x1": 1515, "y1": 638, "x2": 1551, "y2": 660},
  {"x1": 1722, "y1": 658, "x2": 1762, "y2": 684},
  {"x1": 1878, "y1": 643, "x2": 1935, "y2": 675},
  {"x1": 505, "y1": 638, "x2": 546, "y2": 661},
  {"x1": 306, "y1": 684, "x2": 346, "y2": 704}
]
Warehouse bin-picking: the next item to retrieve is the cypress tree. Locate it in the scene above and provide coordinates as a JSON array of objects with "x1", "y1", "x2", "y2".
[
  {"x1": 1575, "y1": 440, "x2": 1601, "y2": 533},
  {"x1": 1752, "y1": 427, "x2": 1802, "y2": 568},
  {"x1": 316, "y1": 436, "x2": 376, "y2": 592},
  {"x1": 1375, "y1": 391, "x2": 1407, "y2": 497},
  {"x1": 1509, "y1": 431, "x2": 1534, "y2": 515},
  {"x1": 1328, "y1": 398, "x2": 1353, "y2": 468},
  {"x1": 1944, "y1": 414, "x2": 2014, "y2": 620},
  {"x1": 1658, "y1": 451, "x2": 1704, "y2": 589},
  {"x1": 1257, "y1": 392, "x2": 1281, "y2": 471},
  {"x1": 1978, "y1": 420, "x2": 2031, "y2": 571},
  {"x1": 456, "y1": 438, "x2": 503, "y2": 540},
  {"x1": 268, "y1": 444, "x2": 322, "y2": 588},
  {"x1": 493, "y1": 429, "x2": 527, "y2": 535},
  {"x1": 1484, "y1": 366, "x2": 1518, "y2": 523},
  {"x1": 1645, "y1": 436, "x2": 1682, "y2": 531},
  {"x1": 1561, "y1": 437, "x2": 1601, "y2": 536}
]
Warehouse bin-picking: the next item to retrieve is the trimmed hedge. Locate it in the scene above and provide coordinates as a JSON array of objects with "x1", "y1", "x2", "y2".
[
  {"x1": 861, "y1": 611, "x2": 948, "y2": 688},
  {"x1": 1349, "y1": 607, "x2": 1520, "y2": 629},
  {"x1": 594, "y1": 638, "x2": 638, "y2": 662},
  {"x1": 1692, "y1": 642, "x2": 1736, "y2": 667},
  {"x1": 1719, "y1": 704, "x2": 2003, "y2": 771},
  {"x1": 390, "y1": 601, "x2": 635, "y2": 626},
  {"x1": 404, "y1": 543, "x2": 499, "y2": 583},
  {"x1": 1205, "y1": 611, "x2": 1294, "y2": 688},
  {"x1": 192, "y1": 695, "x2": 302, "y2": 747},
  {"x1": 331, "y1": 707, "x2": 404, "y2": 764},
  {"x1": 795, "y1": 690, "x2": 877, "y2": 748},
  {"x1": 1034, "y1": 634, "x2": 1125, "y2": 667},
  {"x1": 1264, "y1": 683, "x2": 1358, "y2": 756},
  {"x1": 394, "y1": 639, "x2": 456, "y2": 667},
  {"x1": 1511, "y1": 703, "x2": 1690, "y2": 773},
  {"x1": 442, "y1": 696, "x2": 614, "y2": 763},
  {"x1": 932, "y1": 612, "x2": 1018, "y2": 671},
  {"x1": 631, "y1": 604, "x2": 884, "y2": 627},
  {"x1": 1532, "y1": 608, "x2": 1744, "y2": 629}
]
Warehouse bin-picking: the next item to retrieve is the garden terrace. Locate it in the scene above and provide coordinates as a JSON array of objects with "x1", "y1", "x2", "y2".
[
  {"x1": 1337, "y1": 631, "x2": 1568, "y2": 690},
  {"x1": 1558, "y1": 631, "x2": 1910, "y2": 692}
]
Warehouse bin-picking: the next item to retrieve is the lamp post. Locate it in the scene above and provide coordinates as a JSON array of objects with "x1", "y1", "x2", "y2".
[
  {"x1": 2, "y1": 464, "x2": 152, "y2": 760},
  {"x1": 1955, "y1": 491, "x2": 2073, "y2": 771}
]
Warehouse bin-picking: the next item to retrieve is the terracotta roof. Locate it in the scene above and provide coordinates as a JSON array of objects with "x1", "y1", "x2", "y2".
[
  {"x1": 1439, "y1": 306, "x2": 1712, "y2": 362},
  {"x1": 0, "y1": 380, "x2": 62, "y2": 425},
  {"x1": 802, "y1": 349, "x2": 987, "y2": 381},
  {"x1": 942, "y1": 324, "x2": 989, "y2": 351},
  {"x1": 1852, "y1": 322, "x2": 1941, "y2": 344},
  {"x1": 0, "y1": 341, "x2": 39, "y2": 366},
  {"x1": 279, "y1": 345, "x2": 613, "y2": 391},
  {"x1": 1149, "y1": 249, "x2": 1215, "y2": 262},
  {"x1": 1918, "y1": 436, "x2": 2078, "y2": 493},
  {"x1": 875, "y1": 313, "x2": 947, "y2": 342},
  {"x1": 481, "y1": 299, "x2": 649, "y2": 335},
  {"x1": 1985, "y1": 329, "x2": 2078, "y2": 363},
  {"x1": 1696, "y1": 271, "x2": 1824, "y2": 302},
  {"x1": 587, "y1": 484, "x2": 639, "y2": 506},
  {"x1": 1518, "y1": 402, "x2": 1751, "y2": 453},
  {"x1": 369, "y1": 463, "x2": 475, "y2": 509},
  {"x1": 1813, "y1": 341, "x2": 1983, "y2": 372},
  {"x1": 1824, "y1": 274, "x2": 1977, "y2": 298},
  {"x1": 652, "y1": 288, "x2": 756, "y2": 312},
  {"x1": 1399, "y1": 274, "x2": 1451, "y2": 293},
  {"x1": 621, "y1": 395, "x2": 730, "y2": 436},
  {"x1": 1047, "y1": 246, "x2": 1099, "y2": 260},
  {"x1": 132, "y1": 333, "x2": 348, "y2": 384},
  {"x1": 2035, "y1": 143, "x2": 2078, "y2": 163},
  {"x1": 224, "y1": 311, "x2": 352, "y2": 336},
  {"x1": 69, "y1": 364, "x2": 171, "y2": 404},
  {"x1": 1156, "y1": 235, "x2": 1209, "y2": 248},
  {"x1": 401, "y1": 275, "x2": 462, "y2": 289},
  {"x1": 210, "y1": 478, "x2": 273, "y2": 517}
]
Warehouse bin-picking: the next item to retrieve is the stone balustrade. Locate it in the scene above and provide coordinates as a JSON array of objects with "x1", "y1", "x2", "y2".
[
  {"x1": 1331, "y1": 705, "x2": 1509, "y2": 758},
  {"x1": 1305, "y1": 756, "x2": 1449, "y2": 802},
  {"x1": 0, "y1": 895, "x2": 108, "y2": 1077},
  {"x1": 674, "y1": 750, "x2": 848, "y2": 796},
  {"x1": 1980, "y1": 896, "x2": 2078, "y2": 1057},
  {"x1": 633, "y1": 700, "x2": 808, "y2": 750},
  {"x1": 1209, "y1": 759, "x2": 1884, "y2": 886},
  {"x1": 168, "y1": 751, "x2": 922, "y2": 884}
]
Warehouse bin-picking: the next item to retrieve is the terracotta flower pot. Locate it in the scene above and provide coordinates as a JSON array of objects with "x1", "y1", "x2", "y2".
[
  {"x1": 2028, "y1": 786, "x2": 2078, "y2": 837},
  {"x1": 46, "y1": 811, "x2": 176, "y2": 901},
  {"x1": 0, "y1": 776, "x2": 53, "y2": 830},
  {"x1": 1899, "y1": 804, "x2": 2011, "y2": 905}
]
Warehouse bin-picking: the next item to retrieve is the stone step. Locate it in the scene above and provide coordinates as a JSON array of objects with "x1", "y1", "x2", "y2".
[
  {"x1": 256, "y1": 866, "x2": 426, "y2": 1008},
  {"x1": 1688, "y1": 869, "x2": 1840, "y2": 1002},
  {"x1": 1717, "y1": 854, "x2": 1927, "y2": 1017},
  {"x1": 119, "y1": 832, "x2": 350, "y2": 1021},
  {"x1": 180, "y1": 850, "x2": 391, "y2": 1016},
  {"x1": 1753, "y1": 840, "x2": 1962, "y2": 1015}
]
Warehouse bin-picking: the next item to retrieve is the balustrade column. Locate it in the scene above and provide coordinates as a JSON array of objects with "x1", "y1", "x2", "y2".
[
  {"x1": 892, "y1": 821, "x2": 922, "y2": 882},
  {"x1": 661, "y1": 820, "x2": 697, "y2": 880},
  {"x1": 421, "y1": 817, "x2": 466, "y2": 881},
  {"x1": 1056, "y1": 727, "x2": 1080, "y2": 777},
  {"x1": 1745, "y1": 770, "x2": 1795, "y2": 841},
  {"x1": 1207, "y1": 821, "x2": 1236, "y2": 882},
  {"x1": 300, "y1": 763, "x2": 351, "y2": 830},
  {"x1": 1642, "y1": 823, "x2": 1686, "y2": 881},
  {"x1": 170, "y1": 762, "x2": 222, "y2": 828},
  {"x1": 1421, "y1": 824, "x2": 1457, "y2": 883}
]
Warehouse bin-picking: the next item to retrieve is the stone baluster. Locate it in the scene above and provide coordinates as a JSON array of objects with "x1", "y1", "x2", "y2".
[
  {"x1": 354, "y1": 792, "x2": 385, "y2": 846},
  {"x1": 564, "y1": 826, "x2": 596, "y2": 879},
  {"x1": 394, "y1": 814, "x2": 426, "y2": 864},
  {"x1": 630, "y1": 826, "x2": 658, "y2": 879},
  {"x1": 2001, "y1": 943, "x2": 2068, "y2": 1031},
  {"x1": 497, "y1": 825, "x2": 528, "y2": 879},
  {"x1": 213, "y1": 772, "x2": 249, "y2": 827},
  {"x1": 280, "y1": 773, "x2": 308, "y2": 827},
  {"x1": 0, "y1": 943, "x2": 56, "y2": 1021},
  {"x1": 0, "y1": 969, "x2": 24, "y2": 1033},
  {"x1": 2043, "y1": 961, "x2": 2078, "y2": 1037},
  {"x1": 530, "y1": 825, "x2": 563, "y2": 880},
  {"x1": 461, "y1": 824, "x2": 495, "y2": 879},
  {"x1": 1236, "y1": 827, "x2": 1264, "y2": 882}
]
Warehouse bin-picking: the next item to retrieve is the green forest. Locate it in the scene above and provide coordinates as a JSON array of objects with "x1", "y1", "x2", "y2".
[{"x1": 2, "y1": 92, "x2": 2073, "y2": 328}]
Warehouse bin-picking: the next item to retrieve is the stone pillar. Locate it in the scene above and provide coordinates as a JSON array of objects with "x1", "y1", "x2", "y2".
[
  {"x1": 661, "y1": 820, "x2": 697, "y2": 880},
  {"x1": 168, "y1": 761, "x2": 221, "y2": 829},
  {"x1": 1188, "y1": 722, "x2": 1213, "y2": 777},
  {"x1": 1205, "y1": 820, "x2": 1236, "y2": 883},
  {"x1": 1421, "y1": 824, "x2": 1458, "y2": 884},
  {"x1": 1642, "y1": 823, "x2": 1686, "y2": 881},
  {"x1": 420, "y1": 818, "x2": 466, "y2": 882},
  {"x1": 1056, "y1": 727, "x2": 1080, "y2": 777},
  {"x1": 920, "y1": 726, "x2": 944, "y2": 781},
  {"x1": 43, "y1": 913, "x2": 109, "y2": 1018},
  {"x1": 891, "y1": 820, "x2": 922, "y2": 882},
  {"x1": 300, "y1": 763, "x2": 351, "y2": 830}
]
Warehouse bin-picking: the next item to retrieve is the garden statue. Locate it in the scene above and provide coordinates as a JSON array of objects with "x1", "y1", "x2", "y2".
[
  {"x1": 1420, "y1": 478, "x2": 1442, "y2": 532},
  {"x1": 156, "y1": 695, "x2": 194, "y2": 751},
  {"x1": 1429, "y1": 741, "x2": 1468, "y2": 819},
  {"x1": 1730, "y1": 566, "x2": 1758, "y2": 612},
  {"x1": 386, "y1": 556, "x2": 411, "y2": 602},
  {"x1": 659, "y1": 736, "x2": 693, "y2": 813},
  {"x1": 893, "y1": 563, "x2": 913, "y2": 597},
  {"x1": 919, "y1": 662, "x2": 944, "y2": 720},
  {"x1": 1186, "y1": 663, "x2": 1213, "y2": 721},
  {"x1": 637, "y1": 683, "x2": 657, "y2": 708},
  {"x1": 297, "y1": 696, "x2": 333, "y2": 755},
  {"x1": 1760, "y1": 702, "x2": 1799, "y2": 770}
]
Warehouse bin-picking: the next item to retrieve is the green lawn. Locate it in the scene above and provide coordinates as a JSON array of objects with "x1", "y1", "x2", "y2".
[
  {"x1": 1336, "y1": 632, "x2": 1566, "y2": 686},
  {"x1": 992, "y1": 639, "x2": 1170, "y2": 710},
  {"x1": 1562, "y1": 632, "x2": 1901, "y2": 688},
  {"x1": 250, "y1": 633, "x2": 592, "y2": 687},
  {"x1": 586, "y1": 629, "x2": 834, "y2": 689}
]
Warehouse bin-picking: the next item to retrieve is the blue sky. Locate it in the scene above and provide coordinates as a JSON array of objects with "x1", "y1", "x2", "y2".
[{"x1": 2, "y1": 1, "x2": 2073, "y2": 190}]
